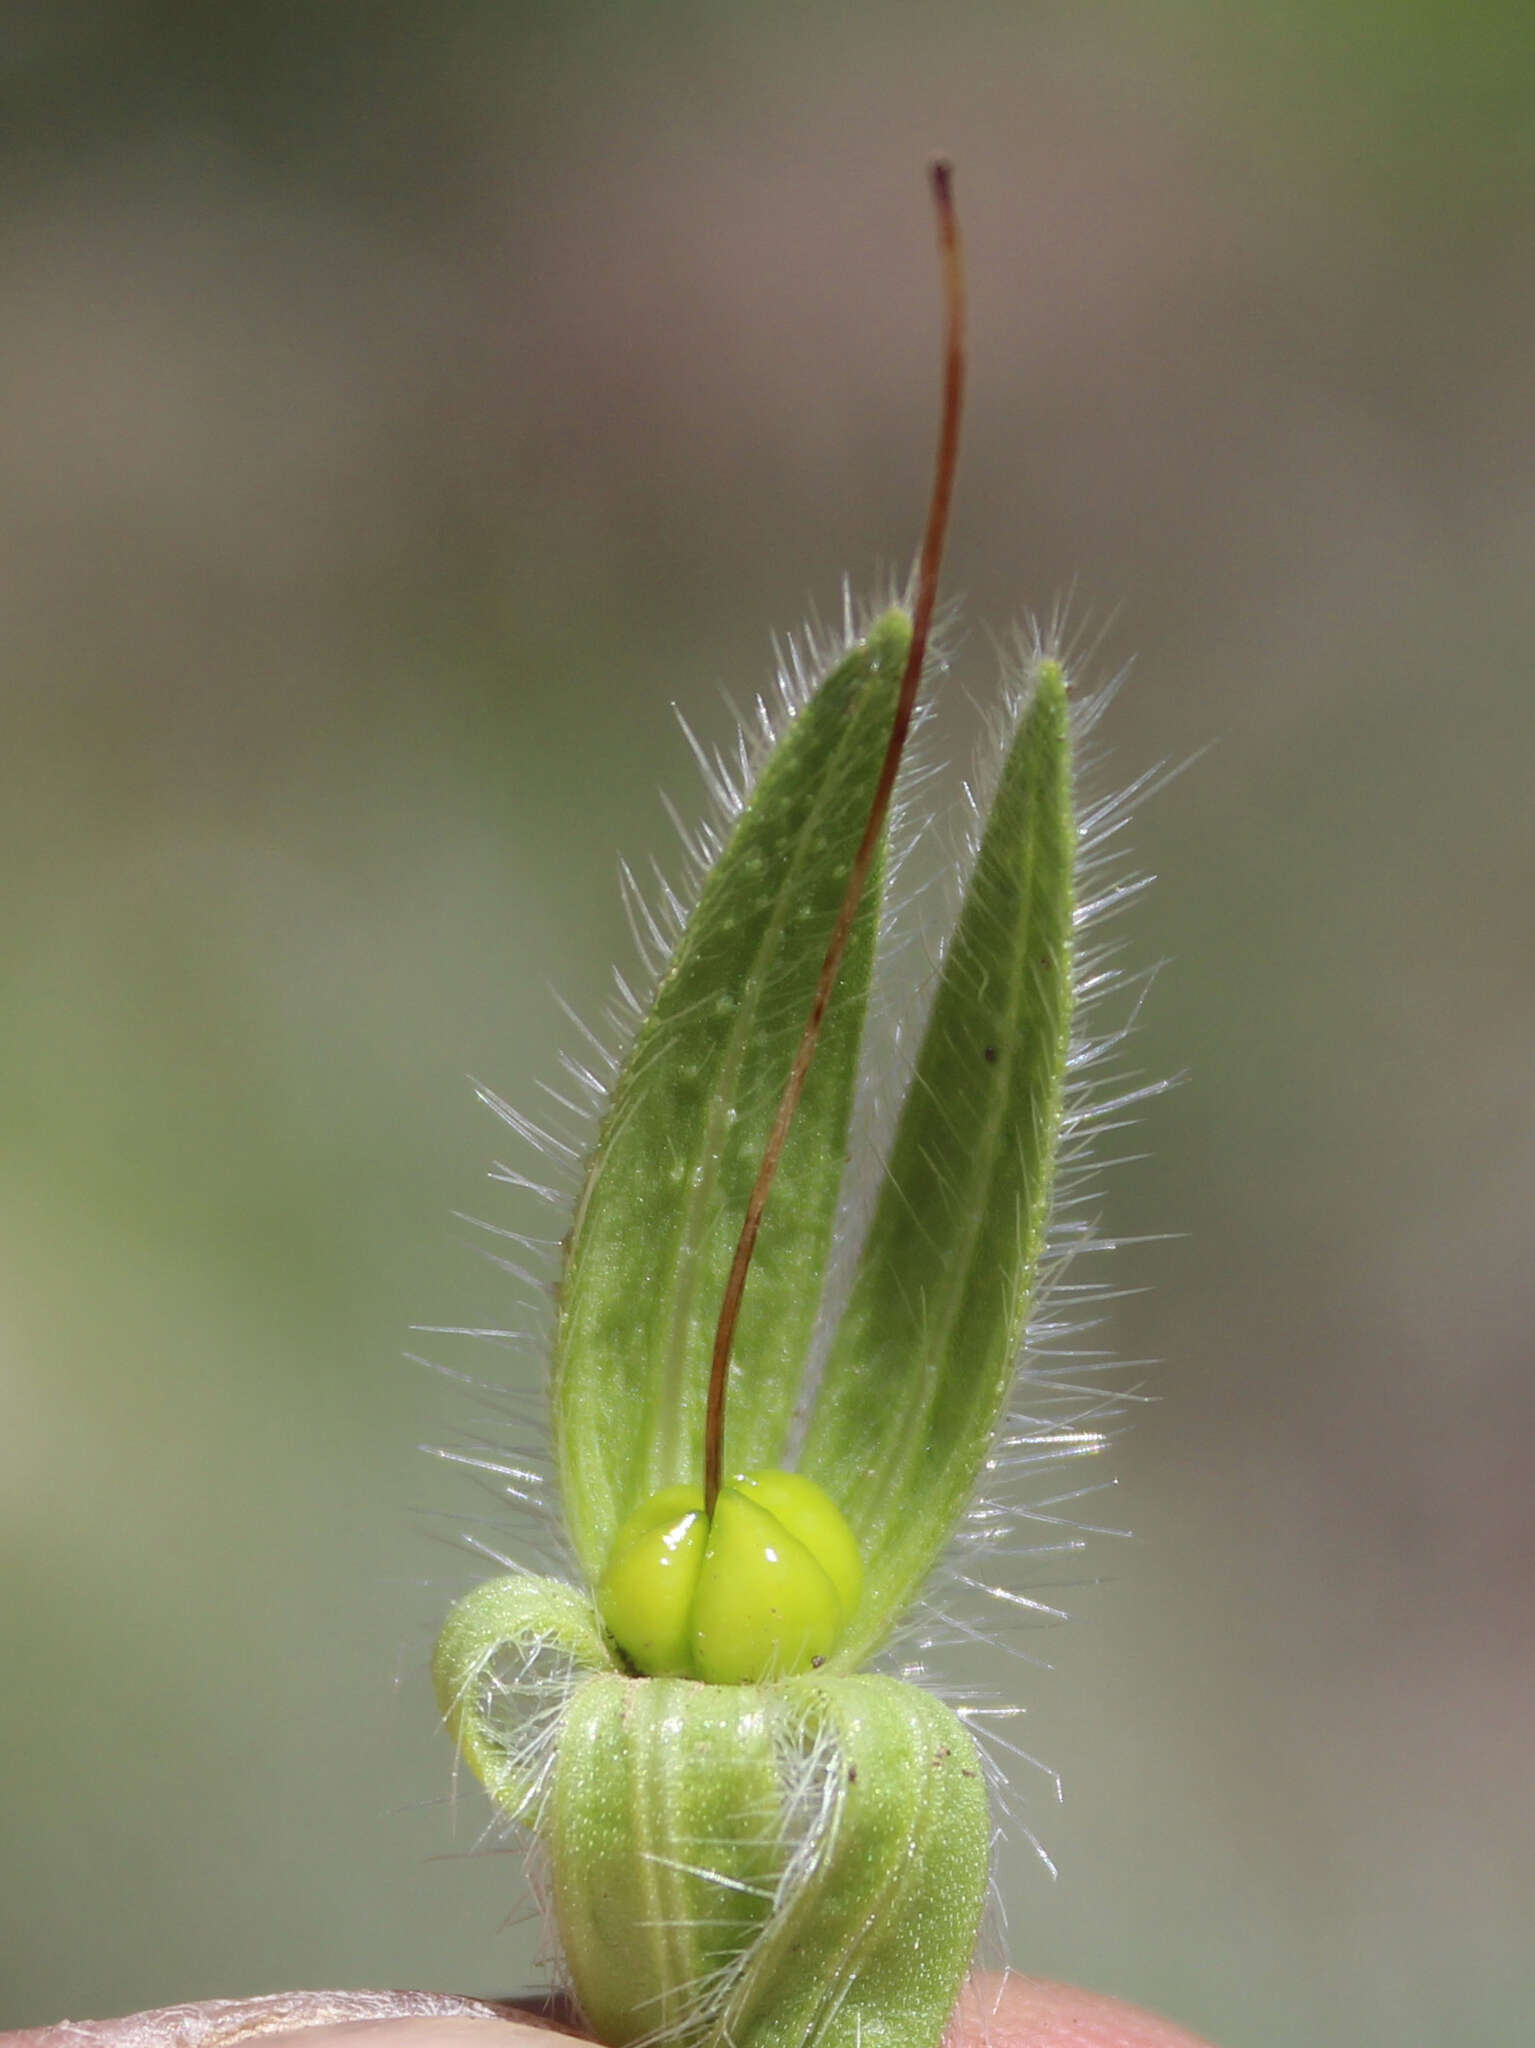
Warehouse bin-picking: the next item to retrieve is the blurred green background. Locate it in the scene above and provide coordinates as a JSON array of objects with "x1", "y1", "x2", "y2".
[{"x1": 3, "y1": 5, "x2": 1532, "y2": 2043}]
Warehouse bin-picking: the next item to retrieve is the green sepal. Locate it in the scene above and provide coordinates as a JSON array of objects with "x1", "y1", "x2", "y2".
[
  {"x1": 433, "y1": 1572, "x2": 615, "y2": 1823},
  {"x1": 802, "y1": 659, "x2": 1075, "y2": 1663},
  {"x1": 549, "y1": 1671, "x2": 990, "y2": 2048},
  {"x1": 555, "y1": 610, "x2": 911, "y2": 1581}
]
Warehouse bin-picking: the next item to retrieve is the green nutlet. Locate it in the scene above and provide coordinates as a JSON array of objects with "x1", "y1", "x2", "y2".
[
  {"x1": 434, "y1": 608, "x2": 1079, "y2": 2048},
  {"x1": 597, "y1": 1467, "x2": 863, "y2": 1682},
  {"x1": 433, "y1": 166, "x2": 1092, "y2": 2048}
]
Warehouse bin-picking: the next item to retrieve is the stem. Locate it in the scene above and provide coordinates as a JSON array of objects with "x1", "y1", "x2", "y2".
[{"x1": 703, "y1": 161, "x2": 967, "y2": 1516}]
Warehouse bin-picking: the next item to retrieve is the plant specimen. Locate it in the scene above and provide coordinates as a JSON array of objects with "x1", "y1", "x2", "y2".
[{"x1": 433, "y1": 166, "x2": 1150, "y2": 2048}]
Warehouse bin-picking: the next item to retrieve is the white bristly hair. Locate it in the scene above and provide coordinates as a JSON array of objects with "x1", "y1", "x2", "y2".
[{"x1": 418, "y1": 584, "x2": 1175, "y2": 2038}]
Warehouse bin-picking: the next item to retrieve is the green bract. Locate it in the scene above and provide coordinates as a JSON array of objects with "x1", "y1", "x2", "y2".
[{"x1": 434, "y1": 605, "x2": 1082, "y2": 2048}]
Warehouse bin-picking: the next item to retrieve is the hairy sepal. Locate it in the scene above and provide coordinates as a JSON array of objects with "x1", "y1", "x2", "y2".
[
  {"x1": 550, "y1": 1672, "x2": 989, "y2": 2048},
  {"x1": 434, "y1": 1573, "x2": 614, "y2": 1823},
  {"x1": 802, "y1": 659, "x2": 1075, "y2": 1665},
  {"x1": 555, "y1": 610, "x2": 911, "y2": 1580}
]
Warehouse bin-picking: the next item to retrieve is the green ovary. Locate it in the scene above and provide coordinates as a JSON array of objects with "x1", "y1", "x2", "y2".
[{"x1": 598, "y1": 1468, "x2": 862, "y2": 1683}]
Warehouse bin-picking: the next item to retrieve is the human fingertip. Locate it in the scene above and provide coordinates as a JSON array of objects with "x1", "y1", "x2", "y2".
[{"x1": 949, "y1": 1970, "x2": 1219, "y2": 2048}]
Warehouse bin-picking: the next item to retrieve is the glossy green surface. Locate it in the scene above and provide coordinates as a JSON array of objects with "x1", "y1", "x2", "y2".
[
  {"x1": 596, "y1": 1468, "x2": 861, "y2": 1683},
  {"x1": 689, "y1": 1487, "x2": 843, "y2": 1683},
  {"x1": 732, "y1": 1467, "x2": 863, "y2": 1618},
  {"x1": 594, "y1": 1484, "x2": 708, "y2": 1677},
  {"x1": 448, "y1": 641, "x2": 1077, "y2": 2046},
  {"x1": 11, "y1": 22, "x2": 1532, "y2": 2039}
]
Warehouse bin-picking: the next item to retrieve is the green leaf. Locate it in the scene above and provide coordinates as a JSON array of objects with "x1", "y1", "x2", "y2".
[
  {"x1": 801, "y1": 658, "x2": 1075, "y2": 1663},
  {"x1": 554, "y1": 610, "x2": 911, "y2": 1582}
]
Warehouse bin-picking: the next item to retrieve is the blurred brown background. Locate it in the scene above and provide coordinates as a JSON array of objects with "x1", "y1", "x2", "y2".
[{"x1": 3, "y1": 5, "x2": 1532, "y2": 2044}]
